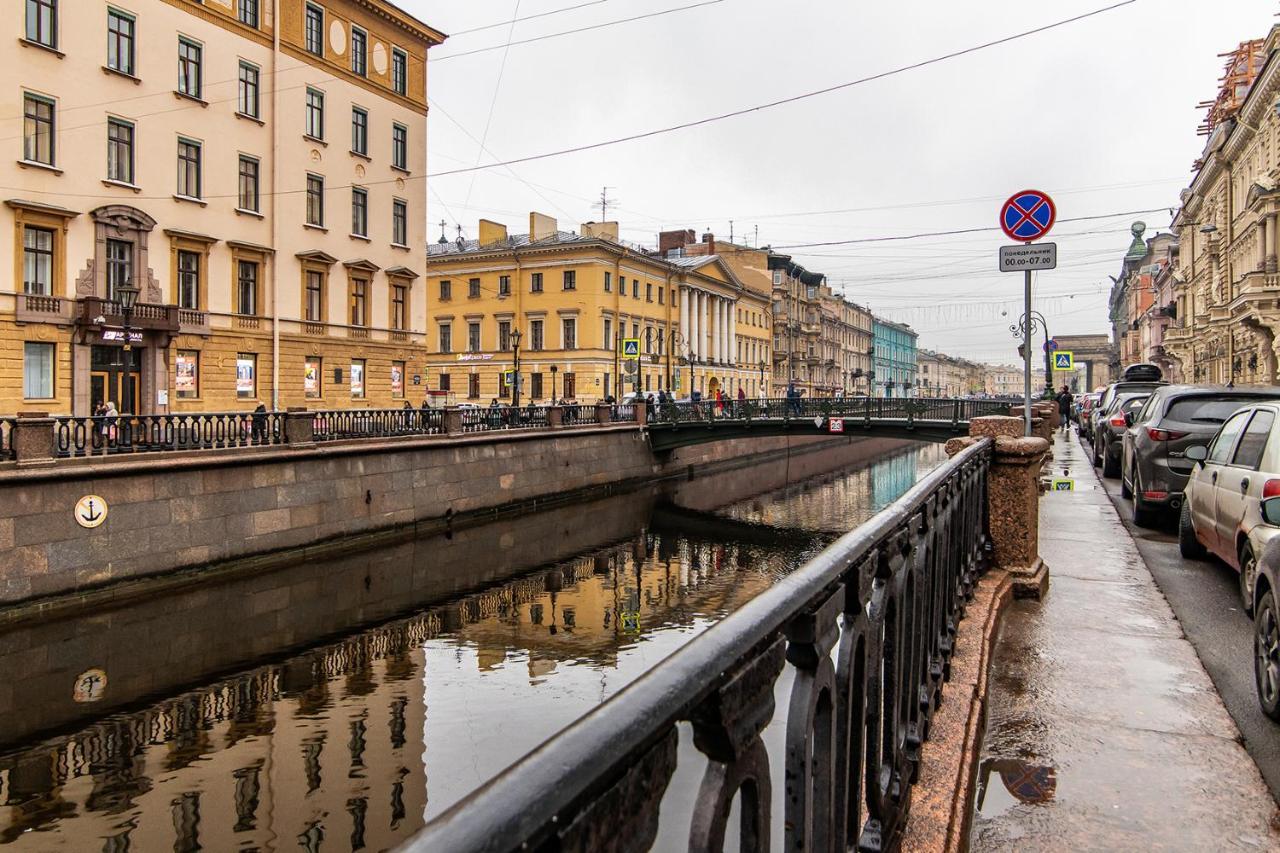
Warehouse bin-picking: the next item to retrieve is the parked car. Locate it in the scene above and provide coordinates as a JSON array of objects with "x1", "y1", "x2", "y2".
[
  {"x1": 1092, "y1": 377, "x2": 1168, "y2": 444},
  {"x1": 1078, "y1": 392, "x2": 1102, "y2": 441},
  {"x1": 1121, "y1": 386, "x2": 1280, "y2": 527},
  {"x1": 1251, "y1": 503, "x2": 1280, "y2": 719},
  {"x1": 1180, "y1": 402, "x2": 1280, "y2": 615},
  {"x1": 1093, "y1": 392, "x2": 1151, "y2": 478}
]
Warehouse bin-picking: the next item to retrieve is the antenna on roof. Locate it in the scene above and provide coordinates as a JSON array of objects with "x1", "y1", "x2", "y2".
[
  {"x1": 729, "y1": 220, "x2": 734, "y2": 243},
  {"x1": 596, "y1": 186, "x2": 618, "y2": 221}
]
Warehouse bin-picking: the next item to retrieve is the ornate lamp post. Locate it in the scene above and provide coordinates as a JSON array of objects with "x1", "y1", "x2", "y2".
[
  {"x1": 510, "y1": 328, "x2": 523, "y2": 407},
  {"x1": 1010, "y1": 310, "x2": 1053, "y2": 398},
  {"x1": 116, "y1": 278, "x2": 140, "y2": 352},
  {"x1": 550, "y1": 363, "x2": 558, "y2": 404},
  {"x1": 758, "y1": 360, "x2": 766, "y2": 396}
]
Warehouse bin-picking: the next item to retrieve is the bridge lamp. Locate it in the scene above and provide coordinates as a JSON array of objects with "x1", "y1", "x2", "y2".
[
  {"x1": 116, "y1": 278, "x2": 140, "y2": 352},
  {"x1": 510, "y1": 328, "x2": 523, "y2": 407}
]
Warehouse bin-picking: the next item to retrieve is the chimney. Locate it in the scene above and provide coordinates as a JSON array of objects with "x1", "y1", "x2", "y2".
[
  {"x1": 478, "y1": 219, "x2": 508, "y2": 247},
  {"x1": 702, "y1": 231, "x2": 715, "y2": 255},
  {"x1": 659, "y1": 229, "x2": 696, "y2": 255},
  {"x1": 580, "y1": 221, "x2": 619, "y2": 241},
  {"x1": 529, "y1": 211, "x2": 558, "y2": 242}
]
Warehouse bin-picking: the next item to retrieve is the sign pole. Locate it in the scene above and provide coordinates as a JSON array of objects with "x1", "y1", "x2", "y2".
[{"x1": 1023, "y1": 267, "x2": 1033, "y2": 437}]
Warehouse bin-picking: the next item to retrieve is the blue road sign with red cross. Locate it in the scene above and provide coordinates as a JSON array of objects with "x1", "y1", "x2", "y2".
[{"x1": 1000, "y1": 190, "x2": 1056, "y2": 242}]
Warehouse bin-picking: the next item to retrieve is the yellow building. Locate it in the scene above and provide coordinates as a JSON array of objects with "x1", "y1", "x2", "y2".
[
  {"x1": 422, "y1": 215, "x2": 772, "y2": 403},
  {"x1": 2, "y1": 0, "x2": 444, "y2": 416}
]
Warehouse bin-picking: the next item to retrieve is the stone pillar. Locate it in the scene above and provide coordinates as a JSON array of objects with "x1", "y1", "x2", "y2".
[
  {"x1": 947, "y1": 415, "x2": 1050, "y2": 599},
  {"x1": 633, "y1": 400, "x2": 647, "y2": 426},
  {"x1": 595, "y1": 402, "x2": 611, "y2": 425},
  {"x1": 680, "y1": 286, "x2": 690, "y2": 353},
  {"x1": 547, "y1": 406, "x2": 564, "y2": 428},
  {"x1": 13, "y1": 413, "x2": 55, "y2": 467},
  {"x1": 1268, "y1": 214, "x2": 1278, "y2": 274},
  {"x1": 285, "y1": 407, "x2": 314, "y2": 446},
  {"x1": 690, "y1": 290, "x2": 700, "y2": 361},
  {"x1": 444, "y1": 408, "x2": 465, "y2": 435}
]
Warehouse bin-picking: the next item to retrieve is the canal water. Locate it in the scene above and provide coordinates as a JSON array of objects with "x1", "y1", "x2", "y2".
[{"x1": 0, "y1": 439, "x2": 945, "y2": 852}]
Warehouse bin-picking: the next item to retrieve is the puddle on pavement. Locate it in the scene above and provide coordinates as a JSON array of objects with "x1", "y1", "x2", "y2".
[{"x1": 974, "y1": 757, "x2": 1058, "y2": 819}]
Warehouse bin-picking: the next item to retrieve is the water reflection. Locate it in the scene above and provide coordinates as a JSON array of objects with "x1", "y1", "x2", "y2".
[{"x1": 0, "y1": 440, "x2": 943, "y2": 851}]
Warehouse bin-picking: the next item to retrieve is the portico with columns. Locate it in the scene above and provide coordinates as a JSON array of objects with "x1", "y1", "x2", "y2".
[{"x1": 669, "y1": 256, "x2": 770, "y2": 399}]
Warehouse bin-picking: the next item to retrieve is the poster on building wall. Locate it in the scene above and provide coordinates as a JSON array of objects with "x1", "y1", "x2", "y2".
[
  {"x1": 236, "y1": 356, "x2": 255, "y2": 398},
  {"x1": 304, "y1": 359, "x2": 321, "y2": 398},
  {"x1": 391, "y1": 364, "x2": 404, "y2": 397},
  {"x1": 350, "y1": 361, "x2": 365, "y2": 397},
  {"x1": 175, "y1": 353, "x2": 198, "y2": 396}
]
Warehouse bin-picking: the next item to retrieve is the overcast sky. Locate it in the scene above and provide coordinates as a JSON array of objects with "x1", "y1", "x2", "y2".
[{"x1": 403, "y1": 0, "x2": 1272, "y2": 364}]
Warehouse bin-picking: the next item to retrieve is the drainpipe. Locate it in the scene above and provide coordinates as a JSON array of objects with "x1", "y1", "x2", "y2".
[{"x1": 269, "y1": 0, "x2": 281, "y2": 410}]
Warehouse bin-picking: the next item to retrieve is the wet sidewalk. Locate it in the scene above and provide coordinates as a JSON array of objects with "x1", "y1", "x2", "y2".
[{"x1": 971, "y1": 429, "x2": 1280, "y2": 851}]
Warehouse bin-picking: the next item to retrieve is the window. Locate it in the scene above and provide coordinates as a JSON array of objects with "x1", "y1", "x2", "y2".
[
  {"x1": 23, "y1": 227, "x2": 53, "y2": 295},
  {"x1": 439, "y1": 373, "x2": 451, "y2": 391},
  {"x1": 392, "y1": 123, "x2": 407, "y2": 170},
  {"x1": 236, "y1": 353, "x2": 256, "y2": 399},
  {"x1": 392, "y1": 47, "x2": 408, "y2": 95},
  {"x1": 530, "y1": 319, "x2": 544, "y2": 351},
  {"x1": 107, "y1": 118, "x2": 133, "y2": 183},
  {"x1": 619, "y1": 276, "x2": 625, "y2": 295},
  {"x1": 603, "y1": 318, "x2": 612, "y2": 351},
  {"x1": 176, "y1": 350, "x2": 199, "y2": 399},
  {"x1": 238, "y1": 0, "x2": 258, "y2": 28},
  {"x1": 351, "y1": 27, "x2": 367, "y2": 76},
  {"x1": 23, "y1": 342, "x2": 54, "y2": 399},
  {"x1": 498, "y1": 320, "x2": 512, "y2": 352},
  {"x1": 562, "y1": 318, "x2": 577, "y2": 350},
  {"x1": 178, "y1": 38, "x2": 202, "y2": 99},
  {"x1": 563, "y1": 270, "x2": 576, "y2": 291},
  {"x1": 23, "y1": 94, "x2": 54, "y2": 166},
  {"x1": 306, "y1": 174, "x2": 324, "y2": 226},
  {"x1": 305, "y1": 88, "x2": 324, "y2": 139},
  {"x1": 438, "y1": 323, "x2": 452, "y2": 354},
  {"x1": 563, "y1": 372, "x2": 576, "y2": 400},
  {"x1": 304, "y1": 3, "x2": 323, "y2": 55},
  {"x1": 305, "y1": 270, "x2": 324, "y2": 321},
  {"x1": 177, "y1": 138, "x2": 201, "y2": 198},
  {"x1": 391, "y1": 361, "x2": 405, "y2": 398},
  {"x1": 238, "y1": 62, "x2": 260, "y2": 117},
  {"x1": 658, "y1": 286, "x2": 664, "y2": 304},
  {"x1": 349, "y1": 278, "x2": 368, "y2": 325},
  {"x1": 632, "y1": 279, "x2": 639, "y2": 298},
  {"x1": 350, "y1": 359, "x2": 365, "y2": 398},
  {"x1": 177, "y1": 249, "x2": 200, "y2": 309},
  {"x1": 390, "y1": 284, "x2": 407, "y2": 330},
  {"x1": 304, "y1": 356, "x2": 322, "y2": 398},
  {"x1": 237, "y1": 155, "x2": 260, "y2": 212},
  {"x1": 498, "y1": 275, "x2": 510, "y2": 296},
  {"x1": 351, "y1": 107, "x2": 368, "y2": 155},
  {"x1": 107, "y1": 9, "x2": 134, "y2": 74},
  {"x1": 467, "y1": 322, "x2": 481, "y2": 353},
  {"x1": 392, "y1": 199, "x2": 407, "y2": 245},
  {"x1": 531, "y1": 272, "x2": 543, "y2": 293},
  {"x1": 26, "y1": 0, "x2": 57, "y2": 48},
  {"x1": 106, "y1": 239, "x2": 131, "y2": 301},
  {"x1": 468, "y1": 278, "x2": 480, "y2": 299},
  {"x1": 351, "y1": 187, "x2": 368, "y2": 237},
  {"x1": 439, "y1": 280, "x2": 451, "y2": 300},
  {"x1": 604, "y1": 272, "x2": 611, "y2": 293},
  {"x1": 236, "y1": 261, "x2": 258, "y2": 315},
  {"x1": 1233, "y1": 411, "x2": 1276, "y2": 469},
  {"x1": 531, "y1": 372, "x2": 543, "y2": 400},
  {"x1": 646, "y1": 283, "x2": 653, "y2": 302},
  {"x1": 468, "y1": 373, "x2": 480, "y2": 400}
]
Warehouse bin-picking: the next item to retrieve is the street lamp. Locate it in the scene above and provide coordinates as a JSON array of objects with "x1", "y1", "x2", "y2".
[
  {"x1": 116, "y1": 278, "x2": 140, "y2": 352},
  {"x1": 550, "y1": 363, "x2": 558, "y2": 404},
  {"x1": 510, "y1": 328, "x2": 523, "y2": 407},
  {"x1": 758, "y1": 360, "x2": 766, "y2": 396}
]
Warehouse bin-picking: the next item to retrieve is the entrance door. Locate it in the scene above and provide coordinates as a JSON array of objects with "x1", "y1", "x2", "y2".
[{"x1": 90, "y1": 346, "x2": 143, "y2": 414}]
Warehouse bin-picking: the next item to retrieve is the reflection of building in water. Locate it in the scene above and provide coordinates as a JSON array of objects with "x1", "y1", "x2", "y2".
[
  {"x1": 0, "y1": 619, "x2": 439, "y2": 852},
  {"x1": 872, "y1": 447, "x2": 922, "y2": 510}
]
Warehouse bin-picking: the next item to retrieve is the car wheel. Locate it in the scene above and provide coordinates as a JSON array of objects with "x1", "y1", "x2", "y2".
[
  {"x1": 1102, "y1": 442, "x2": 1121, "y2": 478},
  {"x1": 1121, "y1": 459, "x2": 1133, "y2": 499},
  {"x1": 1241, "y1": 542, "x2": 1259, "y2": 617},
  {"x1": 1179, "y1": 501, "x2": 1206, "y2": 560},
  {"x1": 1255, "y1": 587, "x2": 1280, "y2": 721},
  {"x1": 1092, "y1": 438, "x2": 1103, "y2": 468},
  {"x1": 1132, "y1": 473, "x2": 1157, "y2": 528}
]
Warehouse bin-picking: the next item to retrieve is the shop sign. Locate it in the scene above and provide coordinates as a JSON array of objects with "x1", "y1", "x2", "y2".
[{"x1": 101, "y1": 330, "x2": 143, "y2": 344}]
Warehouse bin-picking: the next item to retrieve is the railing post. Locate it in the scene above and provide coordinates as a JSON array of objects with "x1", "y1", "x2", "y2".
[
  {"x1": 633, "y1": 400, "x2": 648, "y2": 426},
  {"x1": 285, "y1": 407, "x2": 314, "y2": 447},
  {"x1": 445, "y1": 407, "x2": 465, "y2": 436},
  {"x1": 948, "y1": 415, "x2": 1049, "y2": 599},
  {"x1": 548, "y1": 406, "x2": 564, "y2": 428},
  {"x1": 595, "y1": 402, "x2": 611, "y2": 425},
  {"x1": 13, "y1": 412, "x2": 56, "y2": 467}
]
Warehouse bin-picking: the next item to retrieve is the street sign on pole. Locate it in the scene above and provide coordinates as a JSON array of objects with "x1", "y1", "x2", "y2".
[
  {"x1": 1044, "y1": 338, "x2": 1059, "y2": 353},
  {"x1": 621, "y1": 338, "x2": 640, "y2": 358},
  {"x1": 998, "y1": 189, "x2": 1056, "y2": 438},
  {"x1": 1053, "y1": 351, "x2": 1075, "y2": 371},
  {"x1": 998, "y1": 243, "x2": 1057, "y2": 272}
]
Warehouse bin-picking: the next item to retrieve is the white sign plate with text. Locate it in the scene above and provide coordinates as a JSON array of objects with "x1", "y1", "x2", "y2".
[{"x1": 999, "y1": 243, "x2": 1057, "y2": 272}]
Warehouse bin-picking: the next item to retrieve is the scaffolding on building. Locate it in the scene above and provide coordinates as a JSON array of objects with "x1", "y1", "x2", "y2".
[{"x1": 1197, "y1": 39, "x2": 1265, "y2": 138}]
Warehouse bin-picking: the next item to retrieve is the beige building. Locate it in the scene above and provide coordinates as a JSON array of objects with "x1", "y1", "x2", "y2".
[
  {"x1": 984, "y1": 363, "x2": 1045, "y2": 398},
  {"x1": 917, "y1": 349, "x2": 984, "y2": 397},
  {"x1": 4, "y1": 0, "x2": 443, "y2": 416},
  {"x1": 1165, "y1": 27, "x2": 1280, "y2": 385}
]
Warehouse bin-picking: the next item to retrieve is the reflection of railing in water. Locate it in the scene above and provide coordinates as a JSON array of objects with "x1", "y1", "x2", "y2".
[{"x1": 404, "y1": 438, "x2": 994, "y2": 853}]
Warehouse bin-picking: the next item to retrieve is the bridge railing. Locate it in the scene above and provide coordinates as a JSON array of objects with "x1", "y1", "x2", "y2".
[
  {"x1": 649, "y1": 396, "x2": 1011, "y2": 427},
  {"x1": 53, "y1": 412, "x2": 286, "y2": 458},
  {"x1": 311, "y1": 408, "x2": 446, "y2": 441},
  {"x1": 402, "y1": 437, "x2": 994, "y2": 853}
]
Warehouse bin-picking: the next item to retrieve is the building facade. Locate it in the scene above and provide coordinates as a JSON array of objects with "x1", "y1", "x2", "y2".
[
  {"x1": 421, "y1": 216, "x2": 772, "y2": 404},
  {"x1": 871, "y1": 318, "x2": 917, "y2": 397},
  {"x1": 4, "y1": 0, "x2": 443, "y2": 416},
  {"x1": 1164, "y1": 26, "x2": 1280, "y2": 386},
  {"x1": 768, "y1": 253, "x2": 823, "y2": 396}
]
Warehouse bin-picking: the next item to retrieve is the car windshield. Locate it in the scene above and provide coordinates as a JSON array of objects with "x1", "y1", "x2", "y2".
[{"x1": 1164, "y1": 396, "x2": 1276, "y2": 424}]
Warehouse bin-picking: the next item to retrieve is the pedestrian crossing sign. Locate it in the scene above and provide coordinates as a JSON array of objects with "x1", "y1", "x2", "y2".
[
  {"x1": 1051, "y1": 478, "x2": 1074, "y2": 491},
  {"x1": 1053, "y1": 351, "x2": 1074, "y2": 371},
  {"x1": 622, "y1": 338, "x2": 640, "y2": 357},
  {"x1": 503, "y1": 370, "x2": 515, "y2": 386}
]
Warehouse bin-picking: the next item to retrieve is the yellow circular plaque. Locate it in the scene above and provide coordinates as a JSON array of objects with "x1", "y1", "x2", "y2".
[{"x1": 74, "y1": 495, "x2": 108, "y2": 529}]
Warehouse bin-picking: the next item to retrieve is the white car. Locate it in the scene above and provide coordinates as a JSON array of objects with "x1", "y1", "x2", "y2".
[{"x1": 1181, "y1": 402, "x2": 1280, "y2": 615}]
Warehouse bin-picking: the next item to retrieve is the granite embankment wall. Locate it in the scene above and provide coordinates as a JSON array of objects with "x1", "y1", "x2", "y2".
[{"x1": 0, "y1": 425, "x2": 895, "y2": 607}]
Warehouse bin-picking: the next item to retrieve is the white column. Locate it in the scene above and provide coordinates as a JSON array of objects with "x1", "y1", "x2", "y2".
[
  {"x1": 711, "y1": 297, "x2": 721, "y2": 364},
  {"x1": 719, "y1": 300, "x2": 727, "y2": 364},
  {"x1": 699, "y1": 291, "x2": 708, "y2": 361},
  {"x1": 730, "y1": 301, "x2": 737, "y2": 365},
  {"x1": 680, "y1": 286, "x2": 690, "y2": 356},
  {"x1": 692, "y1": 290, "x2": 702, "y2": 361}
]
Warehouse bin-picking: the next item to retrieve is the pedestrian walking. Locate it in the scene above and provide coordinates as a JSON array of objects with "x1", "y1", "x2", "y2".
[
  {"x1": 251, "y1": 402, "x2": 269, "y2": 443},
  {"x1": 1055, "y1": 385, "x2": 1073, "y2": 432}
]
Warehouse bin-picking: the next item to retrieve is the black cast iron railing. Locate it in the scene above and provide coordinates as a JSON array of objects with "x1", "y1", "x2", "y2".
[
  {"x1": 312, "y1": 408, "x2": 446, "y2": 441},
  {"x1": 402, "y1": 437, "x2": 993, "y2": 853},
  {"x1": 54, "y1": 412, "x2": 285, "y2": 458},
  {"x1": 459, "y1": 405, "x2": 556, "y2": 433},
  {"x1": 563, "y1": 404, "x2": 598, "y2": 426},
  {"x1": 650, "y1": 396, "x2": 1009, "y2": 428}
]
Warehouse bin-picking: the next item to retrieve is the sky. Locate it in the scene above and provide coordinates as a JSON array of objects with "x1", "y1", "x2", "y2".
[{"x1": 402, "y1": 0, "x2": 1274, "y2": 364}]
